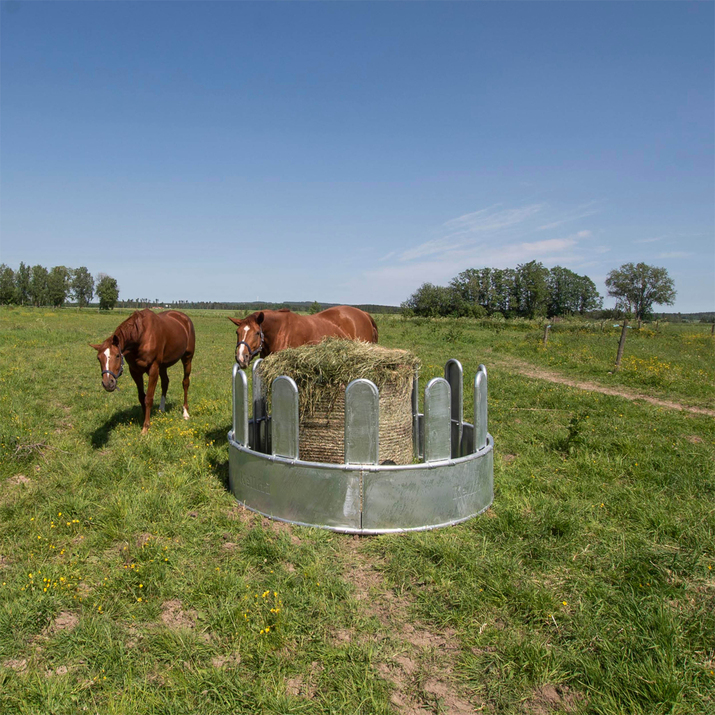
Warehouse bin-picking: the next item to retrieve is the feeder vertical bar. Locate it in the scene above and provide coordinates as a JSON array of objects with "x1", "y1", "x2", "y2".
[
  {"x1": 424, "y1": 377, "x2": 451, "y2": 462},
  {"x1": 445, "y1": 359, "x2": 463, "y2": 458},
  {"x1": 271, "y1": 376, "x2": 299, "y2": 459},
  {"x1": 232, "y1": 364, "x2": 249, "y2": 447},
  {"x1": 412, "y1": 369, "x2": 421, "y2": 460},
  {"x1": 252, "y1": 358, "x2": 266, "y2": 453},
  {"x1": 345, "y1": 379, "x2": 379, "y2": 465},
  {"x1": 474, "y1": 365, "x2": 488, "y2": 451}
]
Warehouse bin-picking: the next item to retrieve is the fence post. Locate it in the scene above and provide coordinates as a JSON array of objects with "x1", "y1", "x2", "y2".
[
  {"x1": 614, "y1": 319, "x2": 628, "y2": 371},
  {"x1": 543, "y1": 324, "x2": 550, "y2": 346}
]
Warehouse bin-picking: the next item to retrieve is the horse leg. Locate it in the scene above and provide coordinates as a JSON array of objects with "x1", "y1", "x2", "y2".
[
  {"x1": 130, "y1": 367, "x2": 146, "y2": 411},
  {"x1": 142, "y1": 364, "x2": 160, "y2": 435},
  {"x1": 181, "y1": 355, "x2": 192, "y2": 420},
  {"x1": 159, "y1": 366, "x2": 169, "y2": 413}
]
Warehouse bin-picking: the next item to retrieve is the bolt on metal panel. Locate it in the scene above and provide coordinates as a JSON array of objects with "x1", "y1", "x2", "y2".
[
  {"x1": 445, "y1": 359, "x2": 463, "y2": 458},
  {"x1": 345, "y1": 379, "x2": 379, "y2": 465},
  {"x1": 232, "y1": 365, "x2": 249, "y2": 447},
  {"x1": 424, "y1": 377, "x2": 451, "y2": 462},
  {"x1": 475, "y1": 365, "x2": 488, "y2": 450},
  {"x1": 271, "y1": 376, "x2": 299, "y2": 459}
]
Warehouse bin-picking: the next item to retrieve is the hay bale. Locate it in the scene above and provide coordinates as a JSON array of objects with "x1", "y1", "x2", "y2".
[{"x1": 258, "y1": 338, "x2": 419, "y2": 465}]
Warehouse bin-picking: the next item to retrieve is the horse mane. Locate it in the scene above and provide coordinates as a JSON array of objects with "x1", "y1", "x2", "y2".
[{"x1": 113, "y1": 310, "x2": 144, "y2": 348}]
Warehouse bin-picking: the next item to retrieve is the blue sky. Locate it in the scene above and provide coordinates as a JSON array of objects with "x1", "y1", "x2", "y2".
[{"x1": 1, "y1": 1, "x2": 713, "y2": 311}]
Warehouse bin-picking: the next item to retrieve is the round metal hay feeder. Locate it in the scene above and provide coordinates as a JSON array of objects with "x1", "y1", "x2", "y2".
[{"x1": 228, "y1": 358, "x2": 494, "y2": 534}]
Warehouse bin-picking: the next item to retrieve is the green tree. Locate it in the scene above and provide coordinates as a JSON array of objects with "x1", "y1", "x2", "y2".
[
  {"x1": 71, "y1": 267, "x2": 95, "y2": 308},
  {"x1": 515, "y1": 261, "x2": 549, "y2": 318},
  {"x1": 308, "y1": 301, "x2": 321, "y2": 314},
  {"x1": 47, "y1": 266, "x2": 72, "y2": 307},
  {"x1": 96, "y1": 273, "x2": 119, "y2": 310},
  {"x1": 547, "y1": 267, "x2": 603, "y2": 316},
  {"x1": 0, "y1": 264, "x2": 15, "y2": 304},
  {"x1": 605, "y1": 262, "x2": 676, "y2": 320},
  {"x1": 29, "y1": 264, "x2": 49, "y2": 306},
  {"x1": 15, "y1": 262, "x2": 31, "y2": 305}
]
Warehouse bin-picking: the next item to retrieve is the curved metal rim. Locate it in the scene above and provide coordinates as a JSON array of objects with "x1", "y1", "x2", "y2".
[
  {"x1": 230, "y1": 496, "x2": 493, "y2": 534},
  {"x1": 227, "y1": 431, "x2": 494, "y2": 471}
]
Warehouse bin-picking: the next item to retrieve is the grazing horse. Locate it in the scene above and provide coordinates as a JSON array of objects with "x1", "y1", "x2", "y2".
[
  {"x1": 90, "y1": 309, "x2": 195, "y2": 434},
  {"x1": 229, "y1": 306, "x2": 378, "y2": 368}
]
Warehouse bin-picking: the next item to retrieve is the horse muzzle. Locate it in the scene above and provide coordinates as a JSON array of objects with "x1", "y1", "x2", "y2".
[{"x1": 102, "y1": 377, "x2": 117, "y2": 392}]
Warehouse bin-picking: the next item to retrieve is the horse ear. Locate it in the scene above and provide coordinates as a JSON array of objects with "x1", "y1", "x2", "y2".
[
  {"x1": 228, "y1": 317, "x2": 242, "y2": 326},
  {"x1": 112, "y1": 334, "x2": 120, "y2": 346},
  {"x1": 88, "y1": 343, "x2": 102, "y2": 351},
  {"x1": 256, "y1": 312, "x2": 264, "y2": 325}
]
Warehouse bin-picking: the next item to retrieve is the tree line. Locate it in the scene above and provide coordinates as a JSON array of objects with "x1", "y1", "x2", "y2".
[
  {"x1": 403, "y1": 261, "x2": 603, "y2": 319},
  {"x1": 0, "y1": 263, "x2": 119, "y2": 310},
  {"x1": 403, "y1": 261, "x2": 676, "y2": 320}
]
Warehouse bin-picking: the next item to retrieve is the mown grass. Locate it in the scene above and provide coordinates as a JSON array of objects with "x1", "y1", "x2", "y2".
[{"x1": 1, "y1": 307, "x2": 713, "y2": 714}]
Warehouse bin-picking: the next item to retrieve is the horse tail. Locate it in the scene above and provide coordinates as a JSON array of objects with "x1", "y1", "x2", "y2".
[{"x1": 369, "y1": 314, "x2": 379, "y2": 343}]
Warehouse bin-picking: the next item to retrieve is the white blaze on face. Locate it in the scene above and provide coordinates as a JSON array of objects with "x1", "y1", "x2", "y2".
[
  {"x1": 103, "y1": 348, "x2": 111, "y2": 374},
  {"x1": 238, "y1": 325, "x2": 250, "y2": 364}
]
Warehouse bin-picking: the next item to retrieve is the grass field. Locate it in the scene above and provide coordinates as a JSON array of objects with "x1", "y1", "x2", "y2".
[{"x1": 1, "y1": 307, "x2": 713, "y2": 714}]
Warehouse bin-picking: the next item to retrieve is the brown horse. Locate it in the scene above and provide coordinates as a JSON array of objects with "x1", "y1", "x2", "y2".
[
  {"x1": 90, "y1": 309, "x2": 196, "y2": 434},
  {"x1": 229, "y1": 306, "x2": 378, "y2": 368}
]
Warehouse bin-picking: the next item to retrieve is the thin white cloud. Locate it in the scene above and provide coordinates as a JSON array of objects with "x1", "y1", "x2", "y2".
[
  {"x1": 634, "y1": 237, "x2": 663, "y2": 244},
  {"x1": 656, "y1": 251, "x2": 692, "y2": 259}
]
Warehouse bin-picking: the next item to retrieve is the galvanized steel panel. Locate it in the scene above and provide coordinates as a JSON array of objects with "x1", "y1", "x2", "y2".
[
  {"x1": 272, "y1": 376, "x2": 299, "y2": 459},
  {"x1": 445, "y1": 359, "x2": 463, "y2": 459},
  {"x1": 475, "y1": 366, "x2": 488, "y2": 450},
  {"x1": 232, "y1": 365, "x2": 249, "y2": 446},
  {"x1": 424, "y1": 377, "x2": 451, "y2": 462},
  {"x1": 229, "y1": 443, "x2": 362, "y2": 531},
  {"x1": 344, "y1": 379, "x2": 379, "y2": 465},
  {"x1": 362, "y1": 438, "x2": 494, "y2": 532}
]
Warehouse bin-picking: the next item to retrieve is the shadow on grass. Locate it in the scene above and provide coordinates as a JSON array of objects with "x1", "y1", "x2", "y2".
[
  {"x1": 90, "y1": 406, "x2": 144, "y2": 449},
  {"x1": 211, "y1": 460, "x2": 230, "y2": 490},
  {"x1": 206, "y1": 424, "x2": 231, "y2": 447},
  {"x1": 206, "y1": 424, "x2": 232, "y2": 490}
]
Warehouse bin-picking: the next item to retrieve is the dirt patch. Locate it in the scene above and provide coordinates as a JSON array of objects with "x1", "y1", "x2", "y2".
[
  {"x1": 502, "y1": 454, "x2": 517, "y2": 464},
  {"x1": 211, "y1": 652, "x2": 240, "y2": 669},
  {"x1": 3, "y1": 658, "x2": 27, "y2": 672},
  {"x1": 338, "y1": 539, "x2": 482, "y2": 714},
  {"x1": 686, "y1": 435, "x2": 704, "y2": 444},
  {"x1": 524, "y1": 684, "x2": 584, "y2": 714},
  {"x1": 8, "y1": 474, "x2": 32, "y2": 485},
  {"x1": 285, "y1": 661, "x2": 323, "y2": 699},
  {"x1": 160, "y1": 599, "x2": 197, "y2": 629},
  {"x1": 497, "y1": 356, "x2": 715, "y2": 417},
  {"x1": 43, "y1": 611, "x2": 79, "y2": 636},
  {"x1": 136, "y1": 532, "x2": 153, "y2": 548}
]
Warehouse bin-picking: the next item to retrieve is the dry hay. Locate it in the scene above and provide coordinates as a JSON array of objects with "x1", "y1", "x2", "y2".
[{"x1": 258, "y1": 338, "x2": 420, "y2": 465}]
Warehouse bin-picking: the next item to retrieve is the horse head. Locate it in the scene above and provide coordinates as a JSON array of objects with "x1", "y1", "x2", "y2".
[
  {"x1": 89, "y1": 335, "x2": 124, "y2": 392},
  {"x1": 228, "y1": 312, "x2": 265, "y2": 369}
]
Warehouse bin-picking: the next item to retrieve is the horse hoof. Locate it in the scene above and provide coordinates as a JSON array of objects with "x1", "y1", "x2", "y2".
[
  {"x1": 141, "y1": 427, "x2": 149, "y2": 435},
  {"x1": 183, "y1": 408, "x2": 190, "y2": 420}
]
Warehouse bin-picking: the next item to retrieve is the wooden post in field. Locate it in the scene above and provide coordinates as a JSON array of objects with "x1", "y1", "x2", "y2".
[
  {"x1": 614, "y1": 319, "x2": 628, "y2": 371},
  {"x1": 542, "y1": 324, "x2": 550, "y2": 347},
  {"x1": 711, "y1": 322, "x2": 714, "y2": 336}
]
